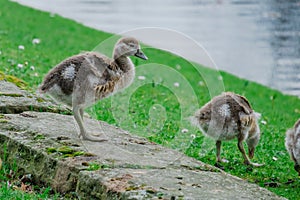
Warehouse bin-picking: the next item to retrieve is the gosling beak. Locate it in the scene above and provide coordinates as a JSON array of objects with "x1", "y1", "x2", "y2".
[
  {"x1": 134, "y1": 49, "x2": 148, "y2": 60},
  {"x1": 248, "y1": 148, "x2": 255, "y2": 159},
  {"x1": 294, "y1": 164, "x2": 300, "y2": 176}
]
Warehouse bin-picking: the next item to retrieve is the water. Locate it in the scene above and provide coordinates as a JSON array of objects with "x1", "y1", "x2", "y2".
[{"x1": 12, "y1": 0, "x2": 300, "y2": 96}]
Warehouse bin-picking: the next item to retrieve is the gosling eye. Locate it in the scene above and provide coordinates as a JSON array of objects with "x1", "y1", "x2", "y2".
[{"x1": 128, "y1": 43, "x2": 135, "y2": 48}]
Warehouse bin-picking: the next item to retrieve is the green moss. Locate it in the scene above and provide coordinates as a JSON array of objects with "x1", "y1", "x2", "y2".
[
  {"x1": 57, "y1": 146, "x2": 74, "y2": 154},
  {"x1": 0, "y1": 92, "x2": 24, "y2": 97},
  {"x1": 73, "y1": 151, "x2": 85, "y2": 157},
  {"x1": 4, "y1": 126, "x2": 20, "y2": 132},
  {"x1": 46, "y1": 147, "x2": 57, "y2": 154},
  {"x1": 36, "y1": 97, "x2": 45, "y2": 103},
  {"x1": 46, "y1": 146, "x2": 95, "y2": 158},
  {"x1": 34, "y1": 134, "x2": 45, "y2": 140},
  {"x1": 0, "y1": 72, "x2": 28, "y2": 90},
  {"x1": 86, "y1": 162, "x2": 111, "y2": 171},
  {"x1": 0, "y1": 119, "x2": 8, "y2": 123},
  {"x1": 46, "y1": 106, "x2": 73, "y2": 115},
  {"x1": 83, "y1": 152, "x2": 96, "y2": 157},
  {"x1": 87, "y1": 162, "x2": 101, "y2": 171},
  {"x1": 0, "y1": 72, "x2": 5, "y2": 81}
]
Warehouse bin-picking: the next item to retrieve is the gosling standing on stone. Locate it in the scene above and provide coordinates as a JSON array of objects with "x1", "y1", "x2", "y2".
[
  {"x1": 285, "y1": 119, "x2": 300, "y2": 176},
  {"x1": 191, "y1": 92, "x2": 263, "y2": 166},
  {"x1": 39, "y1": 37, "x2": 148, "y2": 141}
]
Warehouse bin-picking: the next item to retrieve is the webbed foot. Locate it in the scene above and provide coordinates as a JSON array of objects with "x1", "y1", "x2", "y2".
[{"x1": 79, "y1": 132, "x2": 108, "y2": 142}]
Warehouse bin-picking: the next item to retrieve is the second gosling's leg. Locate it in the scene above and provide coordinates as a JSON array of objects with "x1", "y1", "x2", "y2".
[
  {"x1": 216, "y1": 140, "x2": 229, "y2": 163},
  {"x1": 237, "y1": 136, "x2": 263, "y2": 166},
  {"x1": 237, "y1": 137, "x2": 251, "y2": 165},
  {"x1": 216, "y1": 140, "x2": 222, "y2": 163}
]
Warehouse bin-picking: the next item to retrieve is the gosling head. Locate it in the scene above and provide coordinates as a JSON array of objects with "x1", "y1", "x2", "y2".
[
  {"x1": 294, "y1": 164, "x2": 300, "y2": 176},
  {"x1": 114, "y1": 37, "x2": 148, "y2": 60},
  {"x1": 293, "y1": 120, "x2": 300, "y2": 176},
  {"x1": 246, "y1": 112, "x2": 261, "y2": 159}
]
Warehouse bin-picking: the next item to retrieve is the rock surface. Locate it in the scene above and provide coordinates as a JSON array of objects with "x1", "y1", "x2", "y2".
[
  {"x1": 0, "y1": 81, "x2": 285, "y2": 199},
  {"x1": 0, "y1": 81, "x2": 71, "y2": 114}
]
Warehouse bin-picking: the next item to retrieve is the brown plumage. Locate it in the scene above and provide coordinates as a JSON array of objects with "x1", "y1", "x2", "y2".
[
  {"x1": 285, "y1": 119, "x2": 300, "y2": 176},
  {"x1": 39, "y1": 37, "x2": 148, "y2": 141},
  {"x1": 191, "y1": 92, "x2": 263, "y2": 166}
]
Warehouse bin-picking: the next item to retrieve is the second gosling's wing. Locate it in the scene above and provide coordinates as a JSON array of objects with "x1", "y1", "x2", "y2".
[
  {"x1": 226, "y1": 92, "x2": 252, "y2": 115},
  {"x1": 225, "y1": 92, "x2": 255, "y2": 128},
  {"x1": 286, "y1": 128, "x2": 297, "y2": 162},
  {"x1": 285, "y1": 120, "x2": 300, "y2": 163},
  {"x1": 293, "y1": 120, "x2": 300, "y2": 163}
]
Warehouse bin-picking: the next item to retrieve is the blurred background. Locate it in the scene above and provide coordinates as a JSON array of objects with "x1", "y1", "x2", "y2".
[{"x1": 13, "y1": 0, "x2": 300, "y2": 96}]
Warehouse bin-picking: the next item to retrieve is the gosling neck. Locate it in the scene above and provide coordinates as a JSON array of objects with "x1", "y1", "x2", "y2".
[{"x1": 113, "y1": 51, "x2": 134, "y2": 73}]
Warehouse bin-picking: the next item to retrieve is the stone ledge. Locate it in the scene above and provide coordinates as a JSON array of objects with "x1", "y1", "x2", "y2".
[
  {"x1": 0, "y1": 111, "x2": 285, "y2": 199},
  {"x1": 0, "y1": 80, "x2": 285, "y2": 199},
  {"x1": 0, "y1": 81, "x2": 71, "y2": 114}
]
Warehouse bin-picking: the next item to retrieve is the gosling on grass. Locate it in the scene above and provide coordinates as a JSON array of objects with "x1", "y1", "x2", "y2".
[
  {"x1": 285, "y1": 119, "x2": 300, "y2": 176},
  {"x1": 39, "y1": 37, "x2": 148, "y2": 142},
  {"x1": 191, "y1": 92, "x2": 263, "y2": 166}
]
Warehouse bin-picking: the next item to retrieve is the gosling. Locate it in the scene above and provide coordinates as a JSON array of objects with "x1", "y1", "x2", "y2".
[
  {"x1": 39, "y1": 37, "x2": 148, "y2": 142},
  {"x1": 285, "y1": 119, "x2": 300, "y2": 176},
  {"x1": 191, "y1": 92, "x2": 263, "y2": 166}
]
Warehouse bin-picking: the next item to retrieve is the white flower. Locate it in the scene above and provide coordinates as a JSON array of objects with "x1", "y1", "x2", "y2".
[
  {"x1": 272, "y1": 156, "x2": 278, "y2": 161},
  {"x1": 17, "y1": 64, "x2": 23, "y2": 68},
  {"x1": 261, "y1": 120, "x2": 267, "y2": 125},
  {"x1": 174, "y1": 82, "x2": 180, "y2": 87},
  {"x1": 190, "y1": 134, "x2": 196, "y2": 139},
  {"x1": 6, "y1": 181, "x2": 11, "y2": 188},
  {"x1": 198, "y1": 81, "x2": 204, "y2": 86},
  {"x1": 181, "y1": 128, "x2": 189, "y2": 133},
  {"x1": 32, "y1": 38, "x2": 41, "y2": 44},
  {"x1": 138, "y1": 76, "x2": 146, "y2": 80},
  {"x1": 30, "y1": 66, "x2": 35, "y2": 70},
  {"x1": 18, "y1": 45, "x2": 25, "y2": 50},
  {"x1": 34, "y1": 72, "x2": 39, "y2": 77}
]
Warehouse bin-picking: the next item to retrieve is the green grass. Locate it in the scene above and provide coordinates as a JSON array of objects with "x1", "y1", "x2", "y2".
[
  {"x1": 0, "y1": 157, "x2": 60, "y2": 200},
  {"x1": 0, "y1": 0, "x2": 300, "y2": 199}
]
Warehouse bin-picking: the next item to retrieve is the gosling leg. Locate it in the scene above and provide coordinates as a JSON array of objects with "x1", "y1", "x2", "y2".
[
  {"x1": 216, "y1": 140, "x2": 229, "y2": 163},
  {"x1": 237, "y1": 136, "x2": 262, "y2": 166},
  {"x1": 216, "y1": 140, "x2": 222, "y2": 163},
  {"x1": 73, "y1": 105, "x2": 107, "y2": 142},
  {"x1": 237, "y1": 136, "x2": 252, "y2": 165}
]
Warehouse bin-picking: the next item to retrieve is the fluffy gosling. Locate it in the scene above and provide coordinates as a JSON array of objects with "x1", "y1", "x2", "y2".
[
  {"x1": 191, "y1": 92, "x2": 263, "y2": 167},
  {"x1": 39, "y1": 37, "x2": 148, "y2": 142},
  {"x1": 285, "y1": 119, "x2": 300, "y2": 176}
]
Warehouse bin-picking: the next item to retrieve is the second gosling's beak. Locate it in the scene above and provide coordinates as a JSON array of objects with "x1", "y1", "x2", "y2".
[
  {"x1": 294, "y1": 164, "x2": 300, "y2": 176},
  {"x1": 134, "y1": 49, "x2": 148, "y2": 60},
  {"x1": 248, "y1": 148, "x2": 255, "y2": 159}
]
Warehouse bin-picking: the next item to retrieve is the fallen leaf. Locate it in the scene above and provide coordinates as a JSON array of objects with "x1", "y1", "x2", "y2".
[{"x1": 21, "y1": 182, "x2": 27, "y2": 191}]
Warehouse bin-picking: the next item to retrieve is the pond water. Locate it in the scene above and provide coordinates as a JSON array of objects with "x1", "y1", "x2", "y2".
[{"x1": 12, "y1": 0, "x2": 300, "y2": 96}]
